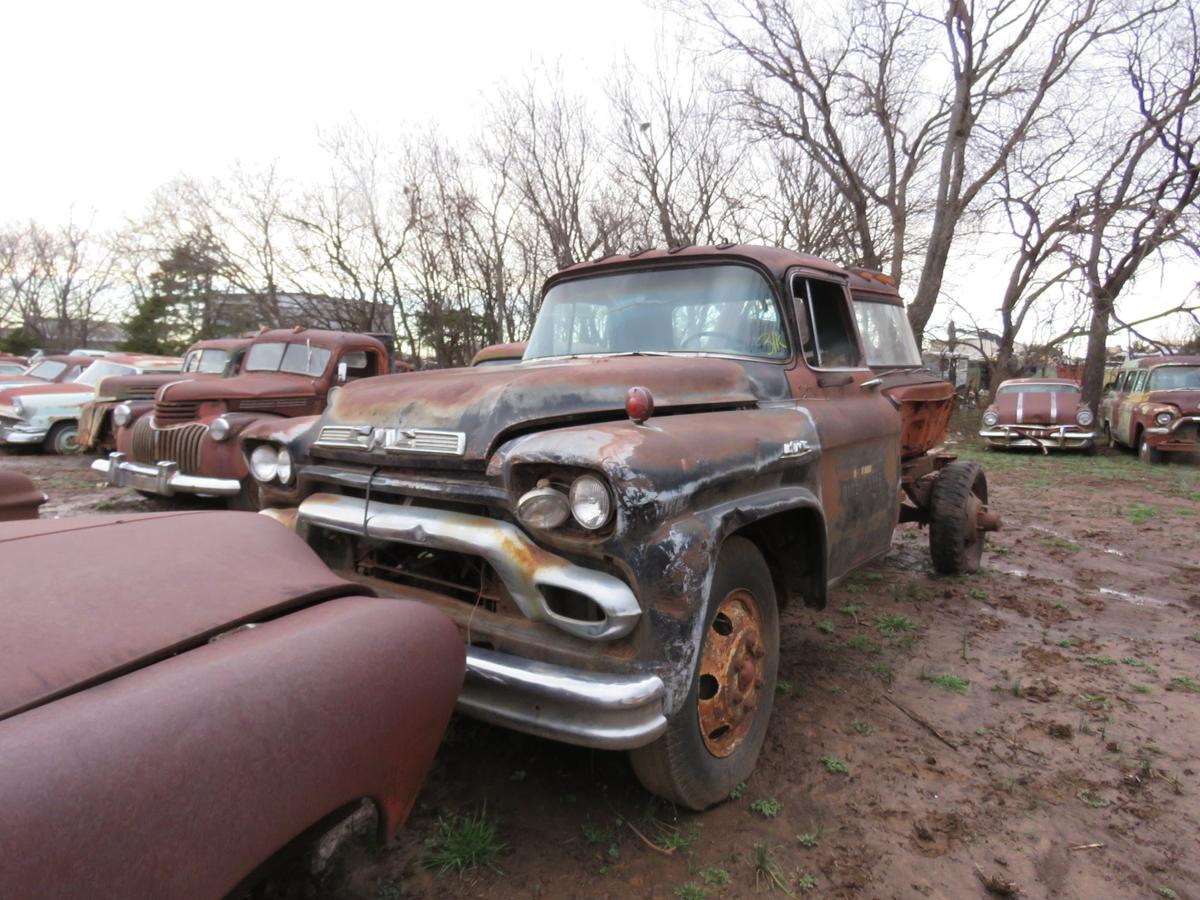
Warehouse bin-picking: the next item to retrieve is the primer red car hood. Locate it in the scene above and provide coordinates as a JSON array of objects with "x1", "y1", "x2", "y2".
[
  {"x1": 994, "y1": 390, "x2": 1080, "y2": 425},
  {"x1": 0, "y1": 511, "x2": 365, "y2": 720},
  {"x1": 98, "y1": 372, "x2": 211, "y2": 399},
  {"x1": 1147, "y1": 389, "x2": 1200, "y2": 413},
  {"x1": 317, "y1": 354, "x2": 769, "y2": 463},
  {"x1": 0, "y1": 382, "x2": 94, "y2": 404},
  {"x1": 0, "y1": 375, "x2": 47, "y2": 387},
  {"x1": 158, "y1": 371, "x2": 317, "y2": 404}
]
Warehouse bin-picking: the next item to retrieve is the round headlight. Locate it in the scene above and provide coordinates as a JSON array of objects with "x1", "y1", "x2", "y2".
[
  {"x1": 1076, "y1": 407, "x2": 1094, "y2": 427},
  {"x1": 1155, "y1": 411, "x2": 1174, "y2": 426},
  {"x1": 517, "y1": 484, "x2": 571, "y2": 529},
  {"x1": 569, "y1": 474, "x2": 612, "y2": 530},
  {"x1": 11, "y1": 398, "x2": 24, "y2": 417},
  {"x1": 209, "y1": 416, "x2": 232, "y2": 442},
  {"x1": 249, "y1": 444, "x2": 278, "y2": 482},
  {"x1": 112, "y1": 403, "x2": 132, "y2": 427},
  {"x1": 276, "y1": 447, "x2": 293, "y2": 484},
  {"x1": 982, "y1": 410, "x2": 999, "y2": 427}
]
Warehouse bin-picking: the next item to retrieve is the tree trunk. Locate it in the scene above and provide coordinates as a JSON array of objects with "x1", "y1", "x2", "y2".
[{"x1": 1080, "y1": 289, "x2": 1113, "y2": 411}]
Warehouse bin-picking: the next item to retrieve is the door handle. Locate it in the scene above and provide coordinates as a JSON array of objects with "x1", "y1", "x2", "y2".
[{"x1": 860, "y1": 378, "x2": 882, "y2": 390}]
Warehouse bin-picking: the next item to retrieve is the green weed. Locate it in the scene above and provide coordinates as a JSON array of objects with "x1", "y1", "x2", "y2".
[
  {"x1": 699, "y1": 866, "x2": 731, "y2": 888},
  {"x1": 876, "y1": 614, "x2": 918, "y2": 636},
  {"x1": 1170, "y1": 676, "x2": 1200, "y2": 693},
  {"x1": 851, "y1": 720, "x2": 874, "y2": 735},
  {"x1": 1130, "y1": 683, "x2": 1152, "y2": 694},
  {"x1": 424, "y1": 805, "x2": 507, "y2": 876},
  {"x1": 750, "y1": 798, "x2": 784, "y2": 818},
  {"x1": 729, "y1": 782, "x2": 746, "y2": 800},
  {"x1": 797, "y1": 873, "x2": 818, "y2": 893},
  {"x1": 753, "y1": 843, "x2": 790, "y2": 893},
  {"x1": 674, "y1": 884, "x2": 706, "y2": 900},
  {"x1": 821, "y1": 754, "x2": 849, "y2": 774},
  {"x1": 817, "y1": 620, "x2": 835, "y2": 634},
  {"x1": 796, "y1": 829, "x2": 820, "y2": 848},
  {"x1": 1128, "y1": 503, "x2": 1159, "y2": 525},
  {"x1": 923, "y1": 672, "x2": 969, "y2": 693},
  {"x1": 1076, "y1": 788, "x2": 1108, "y2": 809}
]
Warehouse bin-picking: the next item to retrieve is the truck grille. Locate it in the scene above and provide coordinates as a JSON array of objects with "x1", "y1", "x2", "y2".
[
  {"x1": 131, "y1": 417, "x2": 207, "y2": 472},
  {"x1": 154, "y1": 400, "x2": 201, "y2": 424},
  {"x1": 117, "y1": 385, "x2": 158, "y2": 401}
]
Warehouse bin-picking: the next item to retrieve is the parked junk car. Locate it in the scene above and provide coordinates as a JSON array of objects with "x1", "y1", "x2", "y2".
[
  {"x1": 261, "y1": 244, "x2": 998, "y2": 810},
  {"x1": 978, "y1": 377, "x2": 1096, "y2": 453},
  {"x1": 0, "y1": 353, "x2": 95, "y2": 392},
  {"x1": 0, "y1": 354, "x2": 181, "y2": 454},
  {"x1": 1101, "y1": 354, "x2": 1200, "y2": 462},
  {"x1": 0, "y1": 471, "x2": 46, "y2": 520},
  {"x1": 470, "y1": 342, "x2": 529, "y2": 367},
  {"x1": 0, "y1": 355, "x2": 29, "y2": 376},
  {"x1": 94, "y1": 328, "x2": 388, "y2": 508},
  {"x1": 78, "y1": 337, "x2": 252, "y2": 453},
  {"x1": 0, "y1": 509, "x2": 463, "y2": 898}
]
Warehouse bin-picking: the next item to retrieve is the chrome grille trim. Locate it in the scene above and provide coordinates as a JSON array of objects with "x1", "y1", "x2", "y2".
[
  {"x1": 130, "y1": 417, "x2": 208, "y2": 472},
  {"x1": 313, "y1": 424, "x2": 467, "y2": 456}
]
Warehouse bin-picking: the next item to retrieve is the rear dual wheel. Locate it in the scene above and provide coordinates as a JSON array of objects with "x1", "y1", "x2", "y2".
[
  {"x1": 929, "y1": 461, "x2": 990, "y2": 574},
  {"x1": 630, "y1": 537, "x2": 779, "y2": 811}
]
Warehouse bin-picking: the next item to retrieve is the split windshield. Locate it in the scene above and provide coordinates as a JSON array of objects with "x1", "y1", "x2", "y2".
[
  {"x1": 851, "y1": 300, "x2": 921, "y2": 367},
  {"x1": 73, "y1": 361, "x2": 137, "y2": 387},
  {"x1": 997, "y1": 383, "x2": 1080, "y2": 395},
  {"x1": 245, "y1": 341, "x2": 331, "y2": 377},
  {"x1": 183, "y1": 349, "x2": 232, "y2": 374},
  {"x1": 27, "y1": 360, "x2": 67, "y2": 380},
  {"x1": 1148, "y1": 365, "x2": 1200, "y2": 390},
  {"x1": 524, "y1": 264, "x2": 789, "y2": 360}
]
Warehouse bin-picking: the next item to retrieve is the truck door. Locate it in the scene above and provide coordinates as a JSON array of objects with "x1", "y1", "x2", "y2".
[{"x1": 786, "y1": 272, "x2": 901, "y2": 580}]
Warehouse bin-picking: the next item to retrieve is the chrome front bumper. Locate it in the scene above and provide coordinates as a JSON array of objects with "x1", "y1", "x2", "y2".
[
  {"x1": 979, "y1": 425, "x2": 1095, "y2": 449},
  {"x1": 92, "y1": 452, "x2": 242, "y2": 496},
  {"x1": 0, "y1": 423, "x2": 46, "y2": 445},
  {"x1": 1146, "y1": 415, "x2": 1200, "y2": 444},
  {"x1": 462, "y1": 646, "x2": 667, "y2": 750},
  {"x1": 296, "y1": 492, "x2": 641, "y2": 641}
]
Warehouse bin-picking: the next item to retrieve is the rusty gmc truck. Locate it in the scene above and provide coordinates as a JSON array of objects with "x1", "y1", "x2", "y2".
[
  {"x1": 93, "y1": 328, "x2": 388, "y2": 509},
  {"x1": 263, "y1": 245, "x2": 995, "y2": 809}
]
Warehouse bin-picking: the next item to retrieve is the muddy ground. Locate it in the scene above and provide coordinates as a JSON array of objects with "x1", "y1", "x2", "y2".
[{"x1": 4, "y1": 419, "x2": 1199, "y2": 900}]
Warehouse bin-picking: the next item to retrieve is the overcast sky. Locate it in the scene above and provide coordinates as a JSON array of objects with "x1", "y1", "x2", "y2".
[{"x1": 4, "y1": 0, "x2": 1196, "y2": 344}]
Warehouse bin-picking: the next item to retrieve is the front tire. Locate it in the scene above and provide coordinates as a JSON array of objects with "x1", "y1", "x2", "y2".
[
  {"x1": 44, "y1": 421, "x2": 81, "y2": 455},
  {"x1": 929, "y1": 460, "x2": 989, "y2": 574},
  {"x1": 629, "y1": 536, "x2": 779, "y2": 811},
  {"x1": 1138, "y1": 435, "x2": 1163, "y2": 464}
]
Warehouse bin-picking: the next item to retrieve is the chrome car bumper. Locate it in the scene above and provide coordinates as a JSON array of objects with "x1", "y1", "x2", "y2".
[
  {"x1": 461, "y1": 646, "x2": 667, "y2": 750},
  {"x1": 0, "y1": 422, "x2": 46, "y2": 445},
  {"x1": 296, "y1": 492, "x2": 641, "y2": 641},
  {"x1": 979, "y1": 425, "x2": 1094, "y2": 449},
  {"x1": 1145, "y1": 415, "x2": 1200, "y2": 445},
  {"x1": 92, "y1": 452, "x2": 242, "y2": 496}
]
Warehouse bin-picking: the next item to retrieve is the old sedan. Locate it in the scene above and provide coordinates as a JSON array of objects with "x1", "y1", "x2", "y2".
[
  {"x1": 0, "y1": 509, "x2": 463, "y2": 898},
  {"x1": 979, "y1": 378, "x2": 1095, "y2": 452}
]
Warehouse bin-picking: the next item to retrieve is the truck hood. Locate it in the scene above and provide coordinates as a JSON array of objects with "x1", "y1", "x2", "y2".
[
  {"x1": 158, "y1": 371, "x2": 317, "y2": 404},
  {"x1": 0, "y1": 511, "x2": 365, "y2": 720},
  {"x1": 99, "y1": 372, "x2": 211, "y2": 401},
  {"x1": 1147, "y1": 389, "x2": 1200, "y2": 413},
  {"x1": 0, "y1": 382, "x2": 94, "y2": 407},
  {"x1": 994, "y1": 390, "x2": 1081, "y2": 425},
  {"x1": 318, "y1": 355, "x2": 777, "y2": 463}
]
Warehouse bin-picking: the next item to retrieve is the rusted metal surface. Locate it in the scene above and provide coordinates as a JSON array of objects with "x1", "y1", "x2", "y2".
[
  {"x1": 0, "y1": 472, "x2": 47, "y2": 521},
  {"x1": 1100, "y1": 355, "x2": 1200, "y2": 458},
  {"x1": 0, "y1": 354, "x2": 96, "y2": 390},
  {"x1": 981, "y1": 378, "x2": 1095, "y2": 452},
  {"x1": 698, "y1": 588, "x2": 766, "y2": 757},
  {"x1": 470, "y1": 341, "x2": 528, "y2": 366}
]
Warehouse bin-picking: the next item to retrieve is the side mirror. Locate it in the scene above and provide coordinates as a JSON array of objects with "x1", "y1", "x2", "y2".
[{"x1": 337, "y1": 361, "x2": 348, "y2": 384}]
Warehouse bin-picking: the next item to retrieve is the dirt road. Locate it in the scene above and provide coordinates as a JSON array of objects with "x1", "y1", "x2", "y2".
[{"x1": 5, "y1": 429, "x2": 1199, "y2": 899}]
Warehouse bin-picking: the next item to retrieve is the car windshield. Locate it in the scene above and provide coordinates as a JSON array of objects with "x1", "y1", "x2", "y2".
[
  {"x1": 1148, "y1": 365, "x2": 1200, "y2": 390},
  {"x1": 73, "y1": 361, "x2": 137, "y2": 387},
  {"x1": 997, "y1": 383, "x2": 1080, "y2": 395},
  {"x1": 27, "y1": 360, "x2": 67, "y2": 380},
  {"x1": 183, "y1": 349, "x2": 231, "y2": 374},
  {"x1": 0, "y1": 363, "x2": 26, "y2": 375},
  {"x1": 852, "y1": 299, "x2": 921, "y2": 367},
  {"x1": 245, "y1": 341, "x2": 331, "y2": 376},
  {"x1": 524, "y1": 264, "x2": 789, "y2": 360}
]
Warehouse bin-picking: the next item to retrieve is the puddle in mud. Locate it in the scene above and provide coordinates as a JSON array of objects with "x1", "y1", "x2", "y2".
[{"x1": 1097, "y1": 587, "x2": 1168, "y2": 608}]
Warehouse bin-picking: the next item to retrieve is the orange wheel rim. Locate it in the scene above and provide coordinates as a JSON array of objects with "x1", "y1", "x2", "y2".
[{"x1": 697, "y1": 588, "x2": 766, "y2": 758}]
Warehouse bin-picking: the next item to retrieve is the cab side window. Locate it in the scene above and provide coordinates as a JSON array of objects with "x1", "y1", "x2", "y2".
[
  {"x1": 792, "y1": 277, "x2": 864, "y2": 369},
  {"x1": 1131, "y1": 371, "x2": 1148, "y2": 392},
  {"x1": 340, "y1": 349, "x2": 379, "y2": 381}
]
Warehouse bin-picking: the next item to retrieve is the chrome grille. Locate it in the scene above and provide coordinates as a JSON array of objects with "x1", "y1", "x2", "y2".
[
  {"x1": 154, "y1": 400, "x2": 201, "y2": 424},
  {"x1": 117, "y1": 385, "x2": 158, "y2": 401},
  {"x1": 130, "y1": 417, "x2": 208, "y2": 472},
  {"x1": 315, "y1": 425, "x2": 370, "y2": 449},
  {"x1": 314, "y1": 424, "x2": 466, "y2": 455},
  {"x1": 131, "y1": 416, "x2": 156, "y2": 463}
]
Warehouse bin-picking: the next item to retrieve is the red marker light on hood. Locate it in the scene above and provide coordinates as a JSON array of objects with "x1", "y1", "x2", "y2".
[{"x1": 625, "y1": 386, "x2": 654, "y2": 424}]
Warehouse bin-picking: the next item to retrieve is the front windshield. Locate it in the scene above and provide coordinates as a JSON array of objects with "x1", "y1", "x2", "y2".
[
  {"x1": 28, "y1": 360, "x2": 67, "y2": 380},
  {"x1": 998, "y1": 383, "x2": 1080, "y2": 395},
  {"x1": 0, "y1": 363, "x2": 26, "y2": 375},
  {"x1": 183, "y1": 349, "x2": 231, "y2": 374},
  {"x1": 852, "y1": 299, "x2": 921, "y2": 367},
  {"x1": 73, "y1": 361, "x2": 136, "y2": 387},
  {"x1": 524, "y1": 264, "x2": 789, "y2": 360},
  {"x1": 245, "y1": 341, "x2": 331, "y2": 377},
  {"x1": 1149, "y1": 365, "x2": 1200, "y2": 390}
]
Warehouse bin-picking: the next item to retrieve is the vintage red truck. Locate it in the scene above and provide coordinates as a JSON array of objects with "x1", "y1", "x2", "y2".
[
  {"x1": 1100, "y1": 355, "x2": 1200, "y2": 462},
  {"x1": 259, "y1": 244, "x2": 996, "y2": 810},
  {"x1": 0, "y1": 509, "x2": 462, "y2": 897},
  {"x1": 978, "y1": 377, "x2": 1096, "y2": 453},
  {"x1": 93, "y1": 328, "x2": 388, "y2": 508},
  {"x1": 78, "y1": 337, "x2": 252, "y2": 452}
]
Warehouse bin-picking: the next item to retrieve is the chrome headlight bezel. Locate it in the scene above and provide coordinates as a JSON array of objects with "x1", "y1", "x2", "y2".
[
  {"x1": 275, "y1": 447, "x2": 293, "y2": 484},
  {"x1": 208, "y1": 416, "x2": 232, "y2": 442},
  {"x1": 1076, "y1": 407, "x2": 1094, "y2": 427},
  {"x1": 1155, "y1": 410, "x2": 1174, "y2": 426},
  {"x1": 982, "y1": 410, "x2": 999, "y2": 427},
  {"x1": 249, "y1": 444, "x2": 278, "y2": 482},
  {"x1": 517, "y1": 483, "x2": 571, "y2": 530},
  {"x1": 569, "y1": 474, "x2": 613, "y2": 530},
  {"x1": 112, "y1": 403, "x2": 132, "y2": 428},
  {"x1": 11, "y1": 397, "x2": 24, "y2": 418}
]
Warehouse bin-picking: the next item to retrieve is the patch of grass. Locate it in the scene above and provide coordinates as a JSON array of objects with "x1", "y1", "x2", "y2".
[
  {"x1": 845, "y1": 635, "x2": 882, "y2": 653},
  {"x1": 1053, "y1": 602, "x2": 1069, "y2": 610},
  {"x1": 424, "y1": 805, "x2": 507, "y2": 877},
  {"x1": 1158, "y1": 888, "x2": 1178, "y2": 900},
  {"x1": 652, "y1": 821, "x2": 700, "y2": 853},
  {"x1": 869, "y1": 661, "x2": 894, "y2": 681},
  {"x1": 851, "y1": 720, "x2": 874, "y2": 735},
  {"x1": 376, "y1": 879, "x2": 404, "y2": 900},
  {"x1": 699, "y1": 866, "x2": 731, "y2": 888},
  {"x1": 750, "y1": 797, "x2": 784, "y2": 818},
  {"x1": 1130, "y1": 683, "x2": 1152, "y2": 694},
  {"x1": 796, "y1": 829, "x2": 820, "y2": 848},
  {"x1": 1056, "y1": 638, "x2": 1077, "y2": 648},
  {"x1": 828, "y1": 685, "x2": 846, "y2": 695},
  {"x1": 581, "y1": 823, "x2": 610, "y2": 845},
  {"x1": 1188, "y1": 633, "x2": 1200, "y2": 643},
  {"x1": 1041, "y1": 537, "x2": 1082, "y2": 552},
  {"x1": 821, "y1": 754, "x2": 849, "y2": 774},
  {"x1": 1170, "y1": 675, "x2": 1200, "y2": 693},
  {"x1": 923, "y1": 672, "x2": 970, "y2": 693},
  {"x1": 892, "y1": 580, "x2": 928, "y2": 602},
  {"x1": 675, "y1": 884, "x2": 706, "y2": 900},
  {"x1": 817, "y1": 620, "x2": 835, "y2": 634},
  {"x1": 729, "y1": 782, "x2": 746, "y2": 800},
  {"x1": 797, "y1": 873, "x2": 818, "y2": 893},
  {"x1": 970, "y1": 588, "x2": 990, "y2": 600},
  {"x1": 1128, "y1": 503, "x2": 1160, "y2": 525},
  {"x1": 876, "y1": 614, "x2": 918, "y2": 636},
  {"x1": 1079, "y1": 655, "x2": 1118, "y2": 668},
  {"x1": 838, "y1": 604, "x2": 862, "y2": 620},
  {"x1": 776, "y1": 678, "x2": 803, "y2": 697},
  {"x1": 1076, "y1": 788, "x2": 1108, "y2": 809},
  {"x1": 753, "y1": 843, "x2": 790, "y2": 893}
]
